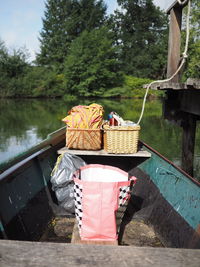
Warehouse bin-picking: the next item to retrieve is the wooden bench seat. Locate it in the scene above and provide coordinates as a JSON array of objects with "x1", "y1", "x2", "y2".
[{"x1": 71, "y1": 220, "x2": 118, "y2": 245}]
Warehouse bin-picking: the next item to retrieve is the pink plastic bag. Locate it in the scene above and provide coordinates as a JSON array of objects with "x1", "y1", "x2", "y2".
[{"x1": 73, "y1": 164, "x2": 137, "y2": 241}]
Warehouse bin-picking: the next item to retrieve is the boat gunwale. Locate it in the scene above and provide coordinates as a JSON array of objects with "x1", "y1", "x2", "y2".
[
  {"x1": 141, "y1": 140, "x2": 200, "y2": 187},
  {"x1": 0, "y1": 146, "x2": 51, "y2": 182},
  {"x1": 0, "y1": 127, "x2": 199, "y2": 187},
  {"x1": 0, "y1": 126, "x2": 66, "y2": 175}
]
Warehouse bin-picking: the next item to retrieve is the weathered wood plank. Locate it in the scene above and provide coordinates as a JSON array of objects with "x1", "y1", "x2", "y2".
[
  {"x1": 186, "y1": 79, "x2": 200, "y2": 89},
  {"x1": 166, "y1": 0, "x2": 189, "y2": 14},
  {"x1": 57, "y1": 147, "x2": 151, "y2": 158},
  {"x1": 147, "y1": 80, "x2": 200, "y2": 90},
  {"x1": 71, "y1": 220, "x2": 118, "y2": 245},
  {"x1": 148, "y1": 82, "x2": 186, "y2": 90},
  {"x1": 1, "y1": 240, "x2": 200, "y2": 267},
  {"x1": 167, "y1": 7, "x2": 182, "y2": 82}
]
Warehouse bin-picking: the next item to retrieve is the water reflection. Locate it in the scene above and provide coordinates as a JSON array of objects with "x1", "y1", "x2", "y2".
[{"x1": 0, "y1": 98, "x2": 199, "y2": 179}]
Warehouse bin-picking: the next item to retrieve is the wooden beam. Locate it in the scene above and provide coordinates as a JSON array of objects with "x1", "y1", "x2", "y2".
[
  {"x1": 148, "y1": 80, "x2": 200, "y2": 90},
  {"x1": 145, "y1": 79, "x2": 200, "y2": 91},
  {"x1": 180, "y1": 91, "x2": 200, "y2": 117},
  {"x1": 181, "y1": 114, "x2": 197, "y2": 176},
  {"x1": 149, "y1": 82, "x2": 186, "y2": 90},
  {"x1": 167, "y1": 6, "x2": 183, "y2": 82},
  {"x1": 186, "y1": 79, "x2": 200, "y2": 89},
  {"x1": 1, "y1": 239, "x2": 200, "y2": 267},
  {"x1": 166, "y1": 0, "x2": 189, "y2": 14}
]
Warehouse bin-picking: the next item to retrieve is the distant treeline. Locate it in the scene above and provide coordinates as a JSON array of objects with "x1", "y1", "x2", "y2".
[{"x1": 0, "y1": 0, "x2": 199, "y2": 98}]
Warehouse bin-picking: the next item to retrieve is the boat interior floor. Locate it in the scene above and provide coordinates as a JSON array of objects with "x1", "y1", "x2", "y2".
[{"x1": 39, "y1": 216, "x2": 163, "y2": 247}]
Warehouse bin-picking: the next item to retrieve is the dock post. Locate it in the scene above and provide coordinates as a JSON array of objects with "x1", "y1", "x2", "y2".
[
  {"x1": 167, "y1": 5, "x2": 183, "y2": 82},
  {"x1": 181, "y1": 114, "x2": 197, "y2": 176}
]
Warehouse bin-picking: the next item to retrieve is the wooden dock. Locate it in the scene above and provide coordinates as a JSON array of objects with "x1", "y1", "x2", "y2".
[
  {"x1": 144, "y1": 0, "x2": 200, "y2": 177},
  {"x1": 1, "y1": 239, "x2": 200, "y2": 267}
]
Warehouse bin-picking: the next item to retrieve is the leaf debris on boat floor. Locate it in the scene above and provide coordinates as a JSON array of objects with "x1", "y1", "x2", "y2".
[
  {"x1": 40, "y1": 217, "x2": 75, "y2": 243},
  {"x1": 40, "y1": 217, "x2": 163, "y2": 247},
  {"x1": 120, "y1": 219, "x2": 164, "y2": 247}
]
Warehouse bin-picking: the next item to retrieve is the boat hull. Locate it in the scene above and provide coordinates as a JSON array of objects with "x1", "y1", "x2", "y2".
[{"x1": 0, "y1": 128, "x2": 199, "y2": 248}]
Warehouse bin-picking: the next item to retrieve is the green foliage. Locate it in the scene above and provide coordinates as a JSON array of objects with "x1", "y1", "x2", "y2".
[
  {"x1": 22, "y1": 67, "x2": 65, "y2": 97},
  {"x1": 104, "y1": 75, "x2": 164, "y2": 98},
  {"x1": 0, "y1": 41, "x2": 8, "y2": 95},
  {"x1": 0, "y1": 42, "x2": 29, "y2": 78},
  {"x1": 109, "y1": 0, "x2": 168, "y2": 79},
  {"x1": 0, "y1": 43, "x2": 30, "y2": 97},
  {"x1": 2, "y1": 49, "x2": 29, "y2": 78},
  {"x1": 124, "y1": 76, "x2": 152, "y2": 90},
  {"x1": 185, "y1": 40, "x2": 200, "y2": 79},
  {"x1": 0, "y1": 39, "x2": 7, "y2": 59},
  {"x1": 64, "y1": 27, "x2": 124, "y2": 97},
  {"x1": 182, "y1": 0, "x2": 200, "y2": 79},
  {"x1": 0, "y1": 56, "x2": 66, "y2": 97},
  {"x1": 103, "y1": 87, "x2": 126, "y2": 98},
  {"x1": 1, "y1": 0, "x2": 199, "y2": 98},
  {"x1": 123, "y1": 76, "x2": 151, "y2": 97},
  {"x1": 37, "y1": 0, "x2": 107, "y2": 69},
  {"x1": 63, "y1": 94, "x2": 78, "y2": 102}
]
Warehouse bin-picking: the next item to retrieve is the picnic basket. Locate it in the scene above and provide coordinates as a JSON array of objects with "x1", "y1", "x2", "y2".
[
  {"x1": 66, "y1": 128, "x2": 102, "y2": 150},
  {"x1": 103, "y1": 124, "x2": 140, "y2": 154}
]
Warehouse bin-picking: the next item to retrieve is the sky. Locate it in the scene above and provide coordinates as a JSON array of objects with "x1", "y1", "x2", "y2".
[{"x1": 0, "y1": 0, "x2": 174, "y2": 61}]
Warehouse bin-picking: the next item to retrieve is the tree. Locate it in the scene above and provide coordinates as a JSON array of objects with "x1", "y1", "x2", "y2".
[
  {"x1": 37, "y1": 0, "x2": 107, "y2": 69},
  {"x1": 0, "y1": 39, "x2": 7, "y2": 59},
  {"x1": 183, "y1": 0, "x2": 200, "y2": 79},
  {"x1": 0, "y1": 39, "x2": 8, "y2": 94},
  {"x1": 109, "y1": 0, "x2": 168, "y2": 78},
  {"x1": 0, "y1": 41, "x2": 29, "y2": 80},
  {"x1": 1, "y1": 48, "x2": 29, "y2": 78},
  {"x1": 0, "y1": 40, "x2": 30, "y2": 97},
  {"x1": 64, "y1": 27, "x2": 123, "y2": 97}
]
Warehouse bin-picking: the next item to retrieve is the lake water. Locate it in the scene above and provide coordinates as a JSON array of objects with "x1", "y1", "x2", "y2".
[{"x1": 0, "y1": 98, "x2": 199, "y2": 180}]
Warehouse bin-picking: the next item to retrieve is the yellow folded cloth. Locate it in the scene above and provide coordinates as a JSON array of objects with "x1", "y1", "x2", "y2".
[{"x1": 62, "y1": 103, "x2": 104, "y2": 129}]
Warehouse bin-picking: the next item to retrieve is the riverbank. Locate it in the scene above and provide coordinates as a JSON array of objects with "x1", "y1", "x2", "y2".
[{"x1": 0, "y1": 75, "x2": 165, "y2": 99}]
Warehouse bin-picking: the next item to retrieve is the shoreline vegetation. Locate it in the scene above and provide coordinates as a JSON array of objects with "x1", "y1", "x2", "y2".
[
  {"x1": 0, "y1": 1, "x2": 199, "y2": 100},
  {"x1": 0, "y1": 75, "x2": 165, "y2": 100}
]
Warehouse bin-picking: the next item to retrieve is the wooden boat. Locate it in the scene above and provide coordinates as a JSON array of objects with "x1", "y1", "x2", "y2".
[{"x1": 0, "y1": 126, "x2": 200, "y2": 265}]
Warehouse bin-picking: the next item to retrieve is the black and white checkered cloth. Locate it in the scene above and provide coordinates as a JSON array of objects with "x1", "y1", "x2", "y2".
[
  {"x1": 116, "y1": 185, "x2": 131, "y2": 233},
  {"x1": 118, "y1": 186, "x2": 130, "y2": 207},
  {"x1": 74, "y1": 182, "x2": 83, "y2": 229}
]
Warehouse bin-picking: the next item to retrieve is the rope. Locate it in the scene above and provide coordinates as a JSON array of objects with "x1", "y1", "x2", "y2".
[
  {"x1": 177, "y1": 0, "x2": 189, "y2": 6},
  {"x1": 136, "y1": 0, "x2": 191, "y2": 125}
]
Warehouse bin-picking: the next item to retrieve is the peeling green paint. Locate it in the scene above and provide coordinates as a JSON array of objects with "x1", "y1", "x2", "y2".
[{"x1": 140, "y1": 149, "x2": 200, "y2": 230}]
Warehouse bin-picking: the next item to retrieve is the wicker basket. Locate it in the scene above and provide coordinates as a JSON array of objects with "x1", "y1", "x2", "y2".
[
  {"x1": 66, "y1": 128, "x2": 102, "y2": 150},
  {"x1": 103, "y1": 125, "x2": 140, "y2": 154}
]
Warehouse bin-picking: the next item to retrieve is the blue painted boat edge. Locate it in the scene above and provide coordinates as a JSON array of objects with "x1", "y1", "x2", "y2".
[{"x1": 139, "y1": 142, "x2": 200, "y2": 232}]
